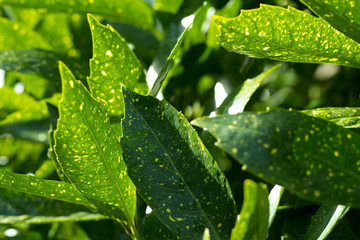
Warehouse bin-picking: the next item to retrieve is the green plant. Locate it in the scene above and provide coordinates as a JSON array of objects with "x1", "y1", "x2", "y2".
[{"x1": 1, "y1": 0, "x2": 360, "y2": 239}]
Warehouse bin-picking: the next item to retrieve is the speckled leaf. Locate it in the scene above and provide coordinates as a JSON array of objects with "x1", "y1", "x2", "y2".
[
  {"x1": 0, "y1": 94, "x2": 61, "y2": 126},
  {"x1": 230, "y1": 180, "x2": 269, "y2": 240},
  {"x1": 302, "y1": 107, "x2": 360, "y2": 128},
  {"x1": 304, "y1": 204, "x2": 349, "y2": 240},
  {"x1": 0, "y1": 0, "x2": 155, "y2": 30},
  {"x1": 212, "y1": 4, "x2": 360, "y2": 68},
  {"x1": 141, "y1": 212, "x2": 179, "y2": 240},
  {"x1": 218, "y1": 65, "x2": 280, "y2": 115},
  {"x1": 121, "y1": 86, "x2": 237, "y2": 240},
  {"x1": 0, "y1": 188, "x2": 106, "y2": 224},
  {"x1": 54, "y1": 63, "x2": 136, "y2": 225},
  {"x1": 0, "y1": 169, "x2": 92, "y2": 207},
  {"x1": 300, "y1": 0, "x2": 360, "y2": 44},
  {"x1": 192, "y1": 109, "x2": 360, "y2": 207},
  {"x1": 87, "y1": 15, "x2": 148, "y2": 117}
]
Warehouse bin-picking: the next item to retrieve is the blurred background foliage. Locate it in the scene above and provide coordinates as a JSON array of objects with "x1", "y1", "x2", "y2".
[{"x1": 1, "y1": 0, "x2": 360, "y2": 239}]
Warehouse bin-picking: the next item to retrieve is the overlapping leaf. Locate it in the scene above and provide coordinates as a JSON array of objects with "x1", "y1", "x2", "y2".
[
  {"x1": 300, "y1": 0, "x2": 360, "y2": 44},
  {"x1": 154, "y1": 0, "x2": 183, "y2": 14},
  {"x1": 0, "y1": 0, "x2": 155, "y2": 30},
  {"x1": 87, "y1": 15, "x2": 148, "y2": 116},
  {"x1": 54, "y1": 63, "x2": 136, "y2": 224},
  {"x1": 192, "y1": 109, "x2": 360, "y2": 207},
  {"x1": 121, "y1": 87, "x2": 237, "y2": 240},
  {"x1": 212, "y1": 4, "x2": 360, "y2": 68},
  {"x1": 0, "y1": 87, "x2": 37, "y2": 112},
  {"x1": 302, "y1": 107, "x2": 360, "y2": 128},
  {"x1": 141, "y1": 212, "x2": 179, "y2": 240},
  {"x1": 231, "y1": 180, "x2": 269, "y2": 240}
]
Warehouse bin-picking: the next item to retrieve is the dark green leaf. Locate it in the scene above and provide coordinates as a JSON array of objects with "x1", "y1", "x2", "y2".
[
  {"x1": 304, "y1": 204, "x2": 349, "y2": 240},
  {"x1": 121, "y1": 86, "x2": 237, "y2": 240},
  {"x1": 230, "y1": 180, "x2": 269, "y2": 240},
  {"x1": 300, "y1": 0, "x2": 360, "y2": 44},
  {"x1": 212, "y1": 4, "x2": 360, "y2": 68},
  {"x1": 141, "y1": 212, "x2": 179, "y2": 240},
  {"x1": 0, "y1": 188, "x2": 106, "y2": 224},
  {"x1": 192, "y1": 109, "x2": 360, "y2": 208},
  {"x1": 54, "y1": 63, "x2": 137, "y2": 226},
  {"x1": 302, "y1": 107, "x2": 360, "y2": 128}
]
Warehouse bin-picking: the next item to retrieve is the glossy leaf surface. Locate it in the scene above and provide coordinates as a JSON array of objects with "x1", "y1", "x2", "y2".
[
  {"x1": 212, "y1": 4, "x2": 360, "y2": 68},
  {"x1": 231, "y1": 180, "x2": 269, "y2": 240},
  {"x1": 141, "y1": 212, "x2": 179, "y2": 240},
  {"x1": 302, "y1": 107, "x2": 360, "y2": 128},
  {"x1": 300, "y1": 0, "x2": 360, "y2": 44},
  {"x1": 121, "y1": 87, "x2": 237, "y2": 240},
  {"x1": 54, "y1": 63, "x2": 136, "y2": 222},
  {"x1": 192, "y1": 109, "x2": 360, "y2": 207}
]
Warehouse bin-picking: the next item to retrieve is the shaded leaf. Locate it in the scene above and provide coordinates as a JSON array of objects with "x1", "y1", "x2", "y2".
[
  {"x1": 0, "y1": 0, "x2": 155, "y2": 31},
  {"x1": 141, "y1": 212, "x2": 179, "y2": 240},
  {"x1": 121, "y1": 86, "x2": 237, "y2": 240},
  {"x1": 230, "y1": 180, "x2": 269, "y2": 240},
  {"x1": 300, "y1": 0, "x2": 360, "y2": 44},
  {"x1": 304, "y1": 204, "x2": 349, "y2": 240},
  {"x1": 0, "y1": 188, "x2": 106, "y2": 224},
  {"x1": 212, "y1": 4, "x2": 360, "y2": 68},
  {"x1": 54, "y1": 63, "x2": 136, "y2": 225},
  {"x1": 302, "y1": 107, "x2": 360, "y2": 128},
  {"x1": 192, "y1": 109, "x2": 360, "y2": 208},
  {"x1": 87, "y1": 15, "x2": 148, "y2": 117}
]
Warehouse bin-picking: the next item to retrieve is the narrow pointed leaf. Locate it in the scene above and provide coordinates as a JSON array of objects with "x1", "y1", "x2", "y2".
[
  {"x1": 54, "y1": 63, "x2": 136, "y2": 222},
  {"x1": 0, "y1": 188, "x2": 106, "y2": 224},
  {"x1": 87, "y1": 15, "x2": 148, "y2": 117},
  {"x1": 304, "y1": 204, "x2": 349, "y2": 240},
  {"x1": 302, "y1": 107, "x2": 360, "y2": 128},
  {"x1": 121, "y1": 86, "x2": 237, "y2": 240},
  {"x1": 0, "y1": 169, "x2": 91, "y2": 207},
  {"x1": 212, "y1": 4, "x2": 360, "y2": 68},
  {"x1": 192, "y1": 109, "x2": 360, "y2": 207},
  {"x1": 0, "y1": 0, "x2": 155, "y2": 30},
  {"x1": 231, "y1": 180, "x2": 269, "y2": 240},
  {"x1": 300, "y1": 0, "x2": 360, "y2": 44}
]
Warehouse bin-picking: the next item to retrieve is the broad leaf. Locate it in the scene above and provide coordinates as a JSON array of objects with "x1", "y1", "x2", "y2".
[
  {"x1": 141, "y1": 212, "x2": 179, "y2": 240},
  {"x1": 154, "y1": 0, "x2": 183, "y2": 14},
  {"x1": 192, "y1": 109, "x2": 360, "y2": 208},
  {"x1": 304, "y1": 204, "x2": 349, "y2": 240},
  {"x1": 302, "y1": 107, "x2": 360, "y2": 128},
  {"x1": 0, "y1": 0, "x2": 155, "y2": 31},
  {"x1": 231, "y1": 180, "x2": 269, "y2": 240},
  {"x1": 54, "y1": 63, "x2": 136, "y2": 225},
  {"x1": 300, "y1": 0, "x2": 360, "y2": 44},
  {"x1": 0, "y1": 188, "x2": 106, "y2": 224},
  {"x1": 0, "y1": 169, "x2": 91, "y2": 207},
  {"x1": 121, "y1": 86, "x2": 237, "y2": 240},
  {"x1": 0, "y1": 87, "x2": 37, "y2": 112},
  {"x1": 87, "y1": 15, "x2": 148, "y2": 116},
  {"x1": 212, "y1": 4, "x2": 360, "y2": 68}
]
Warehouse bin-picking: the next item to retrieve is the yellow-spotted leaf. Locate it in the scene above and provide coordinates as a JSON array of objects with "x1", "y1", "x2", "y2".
[
  {"x1": 121, "y1": 86, "x2": 237, "y2": 240},
  {"x1": 87, "y1": 15, "x2": 148, "y2": 117},
  {"x1": 54, "y1": 63, "x2": 136, "y2": 228},
  {"x1": 212, "y1": 4, "x2": 360, "y2": 68},
  {"x1": 192, "y1": 109, "x2": 360, "y2": 208}
]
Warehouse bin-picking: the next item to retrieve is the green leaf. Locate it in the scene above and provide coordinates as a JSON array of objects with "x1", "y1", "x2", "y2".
[
  {"x1": 121, "y1": 86, "x2": 237, "y2": 240},
  {"x1": 87, "y1": 14, "x2": 148, "y2": 117},
  {"x1": 0, "y1": 87, "x2": 37, "y2": 112},
  {"x1": 154, "y1": 0, "x2": 183, "y2": 14},
  {"x1": 0, "y1": 188, "x2": 106, "y2": 224},
  {"x1": 218, "y1": 65, "x2": 280, "y2": 115},
  {"x1": 230, "y1": 180, "x2": 269, "y2": 240},
  {"x1": 304, "y1": 204, "x2": 349, "y2": 240},
  {"x1": 0, "y1": 93, "x2": 61, "y2": 126},
  {"x1": 192, "y1": 109, "x2": 360, "y2": 208},
  {"x1": 302, "y1": 107, "x2": 360, "y2": 128},
  {"x1": 0, "y1": 0, "x2": 155, "y2": 31},
  {"x1": 300, "y1": 0, "x2": 360, "y2": 44},
  {"x1": 212, "y1": 4, "x2": 360, "y2": 68},
  {"x1": 54, "y1": 63, "x2": 137, "y2": 226},
  {"x1": 141, "y1": 212, "x2": 180, "y2": 240},
  {"x1": 0, "y1": 169, "x2": 91, "y2": 207}
]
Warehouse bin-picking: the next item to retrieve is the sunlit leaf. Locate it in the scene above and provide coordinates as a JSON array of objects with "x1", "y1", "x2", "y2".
[
  {"x1": 231, "y1": 180, "x2": 269, "y2": 240},
  {"x1": 192, "y1": 109, "x2": 360, "y2": 208},
  {"x1": 154, "y1": 0, "x2": 183, "y2": 14},
  {"x1": 121, "y1": 86, "x2": 237, "y2": 240},
  {"x1": 54, "y1": 63, "x2": 136, "y2": 225},
  {"x1": 212, "y1": 4, "x2": 360, "y2": 68}
]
